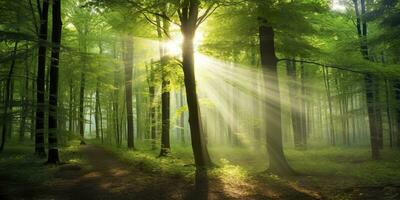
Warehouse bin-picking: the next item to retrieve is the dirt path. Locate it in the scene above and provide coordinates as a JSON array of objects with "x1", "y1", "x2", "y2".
[
  {"x1": 2, "y1": 145, "x2": 324, "y2": 200},
  {"x1": 48, "y1": 145, "x2": 191, "y2": 200}
]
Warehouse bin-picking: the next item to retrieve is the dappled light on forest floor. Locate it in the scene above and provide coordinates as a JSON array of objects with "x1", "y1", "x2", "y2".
[{"x1": 2, "y1": 0, "x2": 400, "y2": 199}]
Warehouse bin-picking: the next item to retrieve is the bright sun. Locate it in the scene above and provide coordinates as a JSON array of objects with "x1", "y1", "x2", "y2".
[{"x1": 165, "y1": 31, "x2": 204, "y2": 55}]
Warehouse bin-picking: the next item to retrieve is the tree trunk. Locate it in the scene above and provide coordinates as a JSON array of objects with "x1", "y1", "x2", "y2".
[
  {"x1": 148, "y1": 61, "x2": 156, "y2": 149},
  {"x1": 365, "y1": 74, "x2": 380, "y2": 159},
  {"x1": 123, "y1": 35, "x2": 135, "y2": 149},
  {"x1": 47, "y1": 0, "x2": 62, "y2": 164},
  {"x1": 35, "y1": 0, "x2": 49, "y2": 156},
  {"x1": 300, "y1": 61, "x2": 307, "y2": 148},
  {"x1": 19, "y1": 43, "x2": 30, "y2": 142},
  {"x1": 95, "y1": 81, "x2": 100, "y2": 140},
  {"x1": 354, "y1": 0, "x2": 381, "y2": 158},
  {"x1": 0, "y1": 41, "x2": 18, "y2": 152},
  {"x1": 68, "y1": 81, "x2": 73, "y2": 134},
  {"x1": 180, "y1": 12, "x2": 213, "y2": 167},
  {"x1": 157, "y1": 15, "x2": 171, "y2": 156},
  {"x1": 79, "y1": 67, "x2": 86, "y2": 145},
  {"x1": 323, "y1": 66, "x2": 335, "y2": 145},
  {"x1": 259, "y1": 24, "x2": 293, "y2": 175},
  {"x1": 394, "y1": 81, "x2": 400, "y2": 147},
  {"x1": 286, "y1": 60, "x2": 302, "y2": 149}
]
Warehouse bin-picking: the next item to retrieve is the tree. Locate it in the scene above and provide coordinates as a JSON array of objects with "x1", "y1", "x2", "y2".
[
  {"x1": 35, "y1": 0, "x2": 49, "y2": 156},
  {"x1": 259, "y1": 22, "x2": 294, "y2": 175},
  {"x1": 47, "y1": 0, "x2": 62, "y2": 164},
  {"x1": 0, "y1": 41, "x2": 18, "y2": 152},
  {"x1": 123, "y1": 34, "x2": 135, "y2": 149}
]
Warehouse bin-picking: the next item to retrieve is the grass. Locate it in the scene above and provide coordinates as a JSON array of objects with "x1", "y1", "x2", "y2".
[
  {"x1": 286, "y1": 147, "x2": 400, "y2": 185},
  {"x1": 0, "y1": 140, "x2": 86, "y2": 190},
  {"x1": 93, "y1": 139, "x2": 400, "y2": 187},
  {"x1": 1, "y1": 139, "x2": 399, "y2": 199}
]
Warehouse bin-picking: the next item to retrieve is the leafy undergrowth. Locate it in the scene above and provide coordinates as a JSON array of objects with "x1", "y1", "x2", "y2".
[
  {"x1": 97, "y1": 143, "x2": 197, "y2": 181},
  {"x1": 286, "y1": 147, "x2": 400, "y2": 185},
  {"x1": 0, "y1": 140, "x2": 86, "y2": 198},
  {"x1": 1, "y1": 140, "x2": 399, "y2": 199},
  {"x1": 96, "y1": 142, "x2": 400, "y2": 199}
]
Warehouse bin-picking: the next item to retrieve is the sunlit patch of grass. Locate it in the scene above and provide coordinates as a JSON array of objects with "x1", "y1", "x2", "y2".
[
  {"x1": 208, "y1": 146, "x2": 268, "y2": 171},
  {"x1": 286, "y1": 147, "x2": 400, "y2": 185},
  {"x1": 98, "y1": 144, "x2": 196, "y2": 180},
  {"x1": 209, "y1": 159, "x2": 254, "y2": 197},
  {"x1": 210, "y1": 159, "x2": 249, "y2": 184}
]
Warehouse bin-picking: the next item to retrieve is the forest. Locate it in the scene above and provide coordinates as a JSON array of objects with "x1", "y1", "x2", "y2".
[{"x1": 0, "y1": 0, "x2": 399, "y2": 199}]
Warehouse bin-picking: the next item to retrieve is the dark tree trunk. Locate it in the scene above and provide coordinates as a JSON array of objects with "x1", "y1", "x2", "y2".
[
  {"x1": 259, "y1": 24, "x2": 293, "y2": 175},
  {"x1": 0, "y1": 41, "x2": 18, "y2": 152},
  {"x1": 286, "y1": 60, "x2": 302, "y2": 149},
  {"x1": 47, "y1": 0, "x2": 62, "y2": 164},
  {"x1": 113, "y1": 47, "x2": 120, "y2": 146},
  {"x1": 384, "y1": 80, "x2": 393, "y2": 148},
  {"x1": 68, "y1": 81, "x2": 73, "y2": 134},
  {"x1": 300, "y1": 61, "x2": 307, "y2": 148},
  {"x1": 157, "y1": 15, "x2": 171, "y2": 157},
  {"x1": 148, "y1": 62, "x2": 156, "y2": 149},
  {"x1": 95, "y1": 44, "x2": 102, "y2": 140},
  {"x1": 19, "y1": 43, "x2": 30, "y2": 142},
  {"x1": 323, "y1": 66, "x2": 335, "y2": 145},
  {"x1": 180, "y1": 2, "x2": 213, "y2": 167},
  {"x1": 123, "y1": 35, "x2": 135, "y2": 149},
  {"x1": 394, "y1": 81, "x2": 400, "y2": 147},
  {"x1": 79, "y1": 68, "x2": 86, "y2": 145},
  {"x1": 365, "y1": 74, "x2": 380, "y2": 159},
  {"x1": 95, "y1": 81, "x2": 100, "y2": 140},
  {"x1": 354, "y1": 0, "x2": 381, "y2": 158},
  {"x1": 35, "y1": 0, "x2": 49, "y2": 157}
]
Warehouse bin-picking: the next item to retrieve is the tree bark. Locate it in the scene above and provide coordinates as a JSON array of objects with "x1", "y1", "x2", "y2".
[
  {"x1": 35, "y1": 0, "x2": 49, "y2": 156},
  {"x1": 259, "y1": 24, "x2": 293, "y2": 175},
  {"x1": 123, "y1": 35, "x2": 135, "y2": 149},
  {"x1": 323, "y1": 66, "x2": 335, "y2": 145},
  {"x1": 180, "y1": 1, "x2": 213, "y2": 167},
  {"x1": 286, "y1": 60, "x2": 302, "y2": 149},
  {"x1": 47, "y1": 0, "x2": 62, "y2": 164},
  {"x1": 157, "y1": 15, "x2": 171, "y2": 157},
  {"x1": 79, "y1": 68, "x2": 86, "y2": 144}
]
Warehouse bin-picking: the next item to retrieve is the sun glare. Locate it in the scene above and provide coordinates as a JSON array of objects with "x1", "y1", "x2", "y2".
[{"x1": 165, "y1": 30, "x2": 205, "y2": 56}]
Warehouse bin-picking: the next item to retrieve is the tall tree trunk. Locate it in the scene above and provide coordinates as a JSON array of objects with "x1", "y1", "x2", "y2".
[
  {"x1": 157, "y1": 15, "x2": 171, "y2": 156},
  {"x1": 68, "y1": 81, "x2": 73, "y2": 134},
  {"x1": 286, "y1": 60, "x2": 302, "y2": 149},
  {"x1": 95, "y1": 81, "x2": 100, "y2": 140},
  {"x1": 124, "y1": 35, "x2": 135, "y2": 149},
  {"x1": 35, "y1": 0, "x2": 49, "y2": 156},
  {"x1": 0, "y1": 41, "x2": 18, "y2": 152},
  {"x1": 384, "y1": 80, "x2": 393, "y2": 147},
  {"x1": 259, "y1": 24, "x2": 293, "y2": 175},
  {"x1": 365, "y1": 75, "x2": 380, "y2": 159},
  {"x1": 47, "y1": 0, "x2": 62, "y2": 164},
  {"x1": 300, "y1": 61, "x2": 307, "y2": 148},
  {"x1": 148, "y1": 61, "x2": 156, "y2": 149},
  {"x1": 180, "y1": 2, "x2": 213, "y2": 167},
  {"x1": 79, "y1": 67, "x2": 86, "y2": 144},
  {"x1": 113, "y1": 46, "x2": 120, "y2": 146},
  {"x1": 323, "y1": 66, "x2": 335, "y2": 145},
  {"x1": 19, "y1": 43, "x2": 30, "y2": 142},
  {"x1": 394, "y1": 81, "x2": 400, "y2": 147},
  {"x1": 354, "y1": 0, "x2": 381, "y2": 158}
]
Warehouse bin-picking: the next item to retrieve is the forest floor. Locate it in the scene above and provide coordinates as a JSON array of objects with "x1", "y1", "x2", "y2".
[{"x1": 1, "y1": 142, "x2": 400, "y2": 200}]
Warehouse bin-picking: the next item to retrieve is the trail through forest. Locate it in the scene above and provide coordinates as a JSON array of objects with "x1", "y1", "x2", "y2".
[{"x1": 1, "y1": 144, "x2": 328, "y2": 200}]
